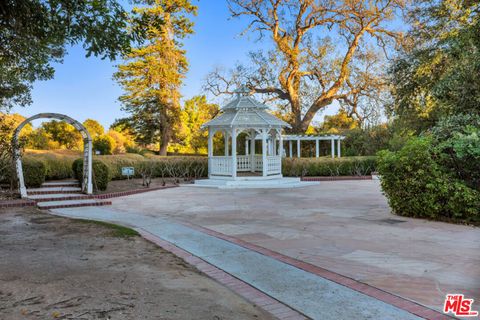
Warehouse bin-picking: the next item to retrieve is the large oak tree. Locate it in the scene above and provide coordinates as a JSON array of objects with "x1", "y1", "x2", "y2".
[{"x1": 205, "y1": 0, "x2": 404, "y2": 132}]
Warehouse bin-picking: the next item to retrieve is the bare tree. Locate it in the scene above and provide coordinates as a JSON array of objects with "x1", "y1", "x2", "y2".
[{"x1": 205, "y1": 0, "x2": 403, "y2": 132}]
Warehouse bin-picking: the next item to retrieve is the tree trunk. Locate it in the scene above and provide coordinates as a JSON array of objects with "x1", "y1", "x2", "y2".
[
  {"x1": 158, "y1": 128, "x2": 170, "y2": 156},
  {"x1": 299, "y1": 98, "x2": 334, "y2": 132}
]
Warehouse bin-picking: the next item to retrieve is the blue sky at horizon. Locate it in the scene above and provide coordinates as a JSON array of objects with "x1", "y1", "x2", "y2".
[{"x1": 11, "y1": 0, "x2": 404, "y2": 129}]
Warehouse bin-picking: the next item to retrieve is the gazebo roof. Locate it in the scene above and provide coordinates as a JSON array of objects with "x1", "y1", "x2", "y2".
[{"x1": 201, "y1": 91, "x2": 291, "y2": 129}]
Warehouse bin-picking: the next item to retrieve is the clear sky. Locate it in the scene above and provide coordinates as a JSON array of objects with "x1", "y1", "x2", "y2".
[{"x1": 12, "y1": 0, "x2": 341, "y2": 129}]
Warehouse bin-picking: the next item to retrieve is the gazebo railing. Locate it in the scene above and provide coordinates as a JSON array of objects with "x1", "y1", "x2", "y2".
[
  {"x1": 266, "y1": 156, "x2": 281, "y2": 175},
  {"x1": 210, "y1": 155, "x2": 282, "y2": 176},
  {"x1": 237, "y1": 155, "x2": 250, "y2": 172},
  {"x1": 254, "y1": 155, "x2": 263, "y2": 171},
  {"x1": 210, "y1": 156, "x2": 232, "y2": 176}
]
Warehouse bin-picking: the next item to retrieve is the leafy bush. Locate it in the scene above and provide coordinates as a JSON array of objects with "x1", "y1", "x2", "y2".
[
  {"x1": 431, "y1": 114, "x2": 480, "y2": 190},
  {"x1": 282, "y1": 156, "x2": 376, "y2": 177},
  {"x1": 377, "y1": 137, "x2": 480, "y2": 224},
  {"x1": 72, "y1": 158, "x2": 111, "y2": 191},
  {"x1": 22, "y1": 157, "x2": 46, "y2": 188}
]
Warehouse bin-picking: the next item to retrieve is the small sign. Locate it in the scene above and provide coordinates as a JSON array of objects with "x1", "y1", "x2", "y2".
[{"x1": 122, "y1": 167, "x2": 134, "y2": 178}]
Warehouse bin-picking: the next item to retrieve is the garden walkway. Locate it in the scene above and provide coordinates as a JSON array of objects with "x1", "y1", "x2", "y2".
[
  {"x1": 51, "y1": 206, "x2": 427, "y2": 319},
  {"x1": 106, "y1": 180, "x2": 480, "y2": 313}
]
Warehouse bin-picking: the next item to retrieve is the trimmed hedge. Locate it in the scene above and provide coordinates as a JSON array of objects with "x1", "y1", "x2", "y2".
[
  {"x1": 282, "y1": 156, "x2": 376, "y2": 177},
  {"x1": 94, "y1": 154, "x2": 146, "y2": 180},
  {"x1": 22, "y1": 157, "x2": 46, "y2": 187},
  {"x1": 72, "y1": 158, "x2": 111, "y2": 191}
]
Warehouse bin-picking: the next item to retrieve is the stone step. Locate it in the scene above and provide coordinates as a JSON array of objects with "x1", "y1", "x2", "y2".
[
  {"x1": 27, "y1": 187, "x2": 83, "y2": 195},
  {"x1": 41, "y1": 180, "x2": 80, "y2": 188},
  {"x1": 37, "y1": 199, "x2": 111, "y2": 210},
  {"x1": 28, "y1": 193, "x2": 92, "y2": 202}
]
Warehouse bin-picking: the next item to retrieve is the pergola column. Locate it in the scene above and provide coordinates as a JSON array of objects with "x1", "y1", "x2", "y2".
[
  {"x1": 262, "y1": 129, "x2": 267, "y2": 177},
  {"x1": 315, "y1": 139, "x2": 319, "y2": 158},
  {"x1": 289, "y1": 140, "x2": 292, "y2": 158},
  {"x1": 297, "y1": 139, "x2": 301, "y2": 158},
  {"x1": 231, "y1": 128, "x2": 237, "y2": 178},
  {"x1": 337, "y1": 138, "x2": 341, "y2": 158},
  {"x1": 331, "y1": 138, "x2": 335, "y2": 158}
]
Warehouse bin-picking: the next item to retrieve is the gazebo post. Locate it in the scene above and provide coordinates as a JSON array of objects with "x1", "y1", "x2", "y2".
[
  {"x1": 289, "y1": 140, "x2": 292, "y2": 158},
  {"x1": 245, "y1": 137, "x2": 249, "y2": 155},
  {"x1": 231, "y1": 127, "x2": 237, "y2": 179},
  {"x1": 224, "y1": 131, "x2": 229, "y2": 156},
  {"x1": 297, "y1": 139, "x2": 301, "y2": 158},
  {"x1": 272, "y1": 131, "x2": 277, "y2": 156},
  {"x1": 331, "y1": 138, "x2": 335, "y2": 158},
  {"x1": 208, "y1": 129, "x2": 213, "y2": 178},
  {"x1": 262, "y1": 129, "x2": 267, "y2": 177},
  {"x1": 315, "y1": 139, "x2": 319, "y2": 158},
  {"x1": 250, "y1": 130, "x2": 255, "y2": 172},
  {"x1": 337, "y1": 138, "x2": 341, "y2": 158},
  {"x1": 278, "y1": 130, "x2": 284, "y2": 158}
]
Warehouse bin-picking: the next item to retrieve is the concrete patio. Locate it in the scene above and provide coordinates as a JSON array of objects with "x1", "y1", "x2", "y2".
[{"x1": 108, "y1": 180, "x2": 480, "y2": 312}]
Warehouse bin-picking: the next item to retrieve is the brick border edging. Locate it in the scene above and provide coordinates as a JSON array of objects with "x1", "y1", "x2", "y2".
[
  {"x1": 137, "y1": 228, "x2": 308, "y2": 320},
  {"x1": 93, "y1": 185, "x2": 178, "y2": 199},
  {"x1": 179, "y1": 221, "x2": 453, "y2": 320},
  {"x1": 0, "y1": 199, "x2": 36, "y2": 208},
  {"x1": 301, "y1": 176, "x2": 372, "y2": 181},
  {"x1": 38, "y1": 200, "x2": 112, "y2": 210},
  {"x1": 1, "y1": 185, "x2": 177, "y2": 208}
]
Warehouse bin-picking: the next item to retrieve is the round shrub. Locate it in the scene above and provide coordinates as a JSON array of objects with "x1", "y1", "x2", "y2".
[
  {"x1": 92, "y1": 160, "x2": 110, "y2": 191},
  {"x1": 377, "y1": 137, "x2": 480, "y2": 224},
  {"x1": 72, "y1": 158, "x2": 111, "y2": 191},
  {"x1": 22, "y1": 157, "x2": 46, "y2": 188},
  {"x1": 72, "y1": 158, "x2": 84, "y2": 181}
]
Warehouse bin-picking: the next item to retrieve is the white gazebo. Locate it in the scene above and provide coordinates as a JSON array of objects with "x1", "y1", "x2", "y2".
[
  {"x1": 201, "y1": 87, "x2": 290, "y2": 180},
  {"x1": 195, "y1": 87, "x2": 318, "y2": 188}
]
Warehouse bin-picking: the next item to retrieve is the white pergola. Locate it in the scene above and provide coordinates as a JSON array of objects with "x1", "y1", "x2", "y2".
[
  {"x1": 202, "y1": 88, "x2": 291, "y2": 180},
  {"x1": 281, "y1": 134, "x2": 345, "y2": 158}
]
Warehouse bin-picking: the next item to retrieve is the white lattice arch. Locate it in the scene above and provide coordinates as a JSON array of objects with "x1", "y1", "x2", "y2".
[{"x1": 12, "y1": 113, "x2": 92, "y2": 198}]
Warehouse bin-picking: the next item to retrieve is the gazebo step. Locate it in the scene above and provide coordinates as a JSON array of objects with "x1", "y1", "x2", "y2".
[
  {"x1": 193, "y1": 177, "x2": 319, "y2": 189},
  {"x1": 37, "y1": 199, "x2": 111, "y2": 209},
  {"x1": 27, "y1": 187, "x2": 83, "y2": 195}
]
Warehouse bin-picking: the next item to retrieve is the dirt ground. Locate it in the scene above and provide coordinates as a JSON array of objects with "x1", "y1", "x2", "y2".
[{"x1": 0, "y1": 208, "x2": 273, "y2": 320}]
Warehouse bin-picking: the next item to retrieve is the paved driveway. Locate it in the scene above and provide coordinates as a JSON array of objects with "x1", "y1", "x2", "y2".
[{"x1": 110, "y1": 180, "x2": 480, "y2": 311}]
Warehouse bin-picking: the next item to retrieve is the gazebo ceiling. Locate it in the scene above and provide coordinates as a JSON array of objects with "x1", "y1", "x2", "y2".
[{"x1": 202, "y1": 94, "x2": 291, "y2": 129}]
